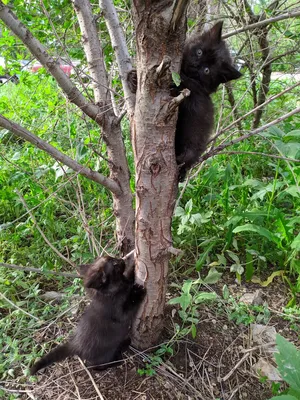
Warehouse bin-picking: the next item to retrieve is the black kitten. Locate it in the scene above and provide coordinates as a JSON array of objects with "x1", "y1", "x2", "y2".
[
  {"x1": 174, "y1": 21, "x2": 241, "y2": 180},
  {"x1": 127, "y1": 21, "x2": 241, "y2": 181},
  {"x1": 30, "y1": 256, "x2": 145, "y2": 375}
]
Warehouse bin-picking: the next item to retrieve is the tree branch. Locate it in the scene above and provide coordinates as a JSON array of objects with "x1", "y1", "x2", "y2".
[
  {"x1": 0, "y1": 292, "x2": 40, "y2": 321},
  {"x1": 223, "y1": 10, "x2": 300, "y2": 39},
  {"x1": 214, "y1": 82, "x2": 300, "y2": 140},
  {"x1": 0, "y1": 262, "x2": 78, "y2": 278},
  {"x1": 0, "y1": 115, "x2": 121, "y2": 195},
  {"x1": 216, "y1": 151, "x2": 300, "y2": 163},
  {"x1": 72, "y1": 0, "x2": 110, "y2": 107},
  {"x1": 71, "y1": 0, "x2": 135, "y2": 254},
  {"x1": 204, "y1": 106, "x2": 300, "y2": 162},
  {"x1": 0, "y1": 1, "x2": 104, "y2": 124},
  {"x1": 99, "y1": 0, "x2": 135, "y2": 117},
  {"x1": 16, "y1": 190, "x2": 77, "y2": 268},
  {"x1": 166, "y1": 88, "x2": 190, "y2": 119},
  {"x1": 170, "y1": 0, "x2": 190, "y2": 31}
]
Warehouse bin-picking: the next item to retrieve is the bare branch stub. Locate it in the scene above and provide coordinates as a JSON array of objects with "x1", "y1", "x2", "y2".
[
  {"x1": 156, "y1": 55, "x2": 172, "y2": 80},
  {"x1": 164, "y1": 88, "x2": 190, "y2": 122}
]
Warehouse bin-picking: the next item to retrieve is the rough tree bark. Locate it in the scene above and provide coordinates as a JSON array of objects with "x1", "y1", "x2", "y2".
[{"x1": 130, "y1": 0, "x2": 188, "y2": 348}]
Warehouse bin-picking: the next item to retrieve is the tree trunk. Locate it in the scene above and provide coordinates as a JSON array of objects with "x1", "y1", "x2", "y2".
[
  {"x1": 252, "y1": 29, "x2": 272, "y2": 128},
  {"x1": 131, "y1": 0, "x2": 187, "y2": 348}
]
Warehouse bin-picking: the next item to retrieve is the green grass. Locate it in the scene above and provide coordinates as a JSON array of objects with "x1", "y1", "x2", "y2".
[{"x1": 0, "y1": 72, "x2": 299, "y2": 383}]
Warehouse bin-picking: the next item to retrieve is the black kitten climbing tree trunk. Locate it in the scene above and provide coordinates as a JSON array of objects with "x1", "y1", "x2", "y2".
[{"x1": 130, "y1": 1, "x2": 188, "y2": 348}]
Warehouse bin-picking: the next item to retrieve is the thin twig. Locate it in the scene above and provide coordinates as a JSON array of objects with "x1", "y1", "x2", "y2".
[
  {"x1": 0, "y1": 262, "x2": 78, "y2": 278},
  {"x1": 214, "y1": 81, "x2": 300, "y2": 139},
  {"x1": 0, "y1": 292, "x2": 40, "y2": 321},
  {"x1": 220, "y1": 353, "x2": 250, "y2": 382},
  {"x1": 216, "y1": 151, "x2": 299, "y2": 163},
  {"x1": 77, "y1": 357, "x2": 105, "y2": 400},
  {"x1": 223, "y1": 10, "x2": 300, "y2": 39},
  {"x1": 16, "y1": 189, "x2": 76, "y2": 268},
  {"x1": 204, "y1": 106, "x2": 300, "y2": 161}
]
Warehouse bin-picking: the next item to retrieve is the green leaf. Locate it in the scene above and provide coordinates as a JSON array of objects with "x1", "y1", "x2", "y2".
[
  {"x1": 203, "y1": 268, "x2": 222, "y2": 284},
  {"x1": 236, "y1": 265, "x2": 244, "y2": 275},
  {"x1": 182, "y1": 279, "x2": 193, "y2": 294},
  {"x1": 275, "y1": 334, "x2": 300, "y2": 391},
  {"x1": 191, "y1": 211, "x2": 213, "y2": 225},
  {"x1": 267, "y1": 126, "x2": 285, "y2": 138},
  {"x1": 168, "y1": 293, "x2": 192, "y2": 311},
  {"x1": 185, "y1": 199, "x2": 193, "y2": 213},
  {"x1": 283, "y1": 130, "x2": 300, "y2": 143},
  {"x1": 174, "y1": 206, "x2": 185, "y2": 217},
  {"x1": 291, "y1": 234, "x2": 300, "y2": 250},
  {"x1": 222, "y1": 285, "x2": 230, "y2": 300},
  {"x1": 195, "y1": 241, "x2": 216, "y2": 271},
  {"x1": 242, "y1": 178, "x2": 263, "y2": 188},
  {"x1": 171, "y1": 71, "x2": 181, "y2": 86},
  {"x1": 252, "y1": 271, "x2": 284, "y2": 287},
  {"x1": 226, "y1": 250, "x2": 240, "y2": 264},
  {"x1": 269, "y1": 396, "x2": 298, "y2": 400},
  {"x1": 284, "y1": 186, "x2": 300, "y2": 198},
  {"x1": 288, "y1": 388, "x2": 300, "y2": 398},
  {"x1": 194, "y1": 292, "x2": 217, "y2": 304},
  {"x1": 191, "y1": 324, "x2": 197, "y2": 339},
  {"x1": 233, "y1": 224, "x2": 280, "y2": 245}
]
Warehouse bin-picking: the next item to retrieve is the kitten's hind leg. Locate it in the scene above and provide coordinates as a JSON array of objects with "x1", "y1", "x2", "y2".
[{"x1": 30, "y1": 342, "x2": 72, "y2": 375}]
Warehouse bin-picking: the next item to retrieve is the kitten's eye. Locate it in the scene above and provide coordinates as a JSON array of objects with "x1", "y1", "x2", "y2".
[
  {"x1": 204, "y1": 67, "x2": 210, "y2": 75},
  {"x1": 196, "y1": 49, "x2": 202, "y2": 57}
]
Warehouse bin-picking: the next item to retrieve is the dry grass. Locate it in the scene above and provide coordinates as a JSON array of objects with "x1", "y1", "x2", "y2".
[{"x1": 2, "y1": 279, "x2": 298, "y2": 400}]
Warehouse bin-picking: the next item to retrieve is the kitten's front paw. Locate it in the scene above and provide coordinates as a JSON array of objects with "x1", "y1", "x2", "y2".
[{"x1": 132, "y1": 284, "x2": 146, "y2": 302}]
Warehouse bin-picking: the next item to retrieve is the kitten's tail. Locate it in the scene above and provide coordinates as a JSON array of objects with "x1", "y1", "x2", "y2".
[{"x1": 30, "y1": 342, "x2": 73, "y2": 375}]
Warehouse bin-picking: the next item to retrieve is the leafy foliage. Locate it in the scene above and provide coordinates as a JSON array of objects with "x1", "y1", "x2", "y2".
[
  {"x1": 0, "y1": 0, "x2": 300, "y2": 392},
  {"x1": 269, "y1": 335, "x2": 300, "y2": 400}
]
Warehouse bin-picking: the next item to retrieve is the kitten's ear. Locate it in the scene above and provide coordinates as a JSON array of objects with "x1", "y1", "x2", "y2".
[
  {"x1": 220, "y1": 63, "x2": 242, "y2": 83},
  {"x1": 210, "y1": 21, "x2": 223, "y2": 43},
  {"x1": 85, "y1": 268, "x2": 107, "y2": 289}
]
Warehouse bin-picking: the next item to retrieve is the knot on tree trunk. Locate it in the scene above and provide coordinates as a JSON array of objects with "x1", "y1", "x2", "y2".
[{"x1": 150, "y1": 162, "x2": 161, "y2": 177}]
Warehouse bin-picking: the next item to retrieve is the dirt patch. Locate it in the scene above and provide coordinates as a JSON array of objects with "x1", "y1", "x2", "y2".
[{"x1": 2, "y1": 277, "x2": 298, "y2": 400}]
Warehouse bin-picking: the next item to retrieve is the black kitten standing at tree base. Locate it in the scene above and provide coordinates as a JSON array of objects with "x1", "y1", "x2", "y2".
[
  {"x1": 30, "y1": 256, "x2": 146, "y2": 375},
  {"x1": 127, "y1": 21, "x2": 242, "y2": 181}
]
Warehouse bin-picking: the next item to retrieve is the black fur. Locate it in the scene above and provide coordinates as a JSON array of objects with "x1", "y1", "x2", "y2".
[
  {"x1": 30, "y1": 256, "x2": 145, "y2": 375},
  {"x1": 175, "y1": 21, "x2": 242, "y2": 180},
  {"x1": 127, "y1": 21, "x2": 242, "y2": 181}
]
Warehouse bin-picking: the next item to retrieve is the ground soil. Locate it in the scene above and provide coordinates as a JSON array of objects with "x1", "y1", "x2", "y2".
[{"x1": 2, "y1": 276, "x2": 299, "y2": 400}]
